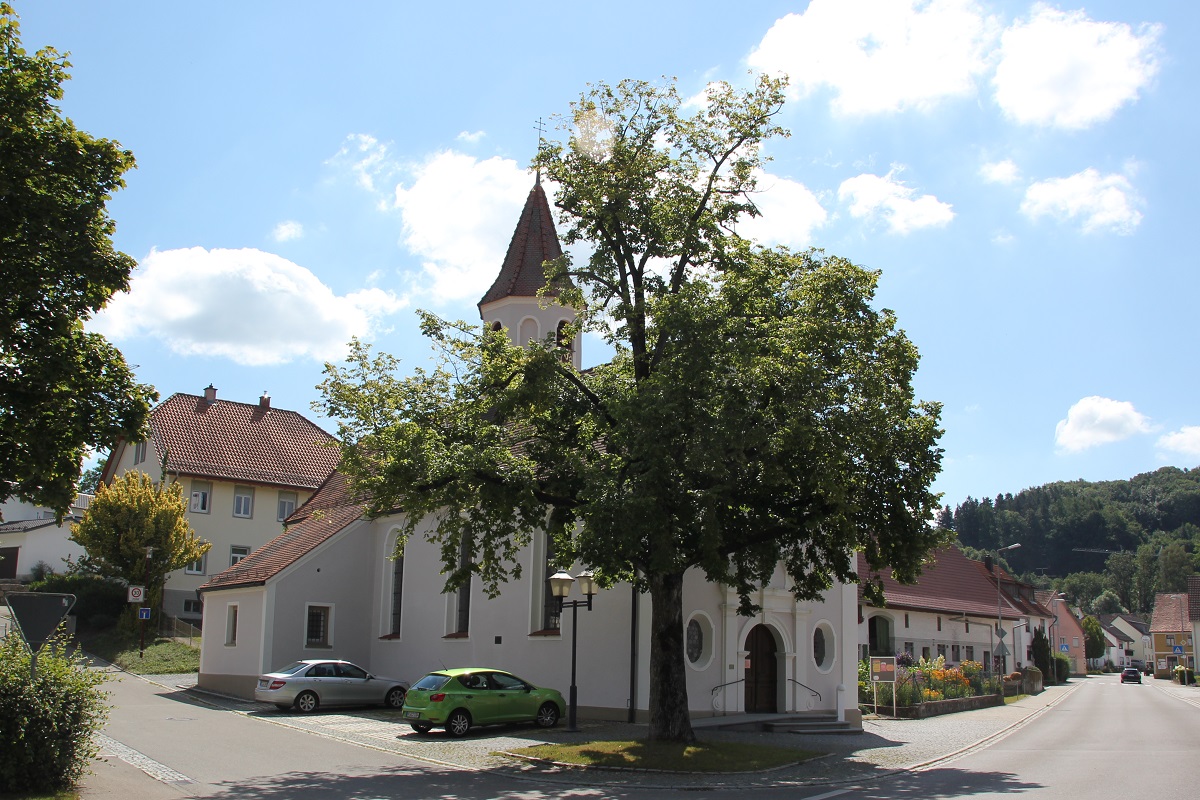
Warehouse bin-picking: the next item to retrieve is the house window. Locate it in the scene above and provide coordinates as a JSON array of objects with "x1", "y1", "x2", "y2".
[
  {"x1": 952, "y1": 644, "x2": 961, "y2": 661},
  {"x1": 904, "y1": 642, "x2": 914, "y2": 656},
  {"x1": 687, "y1": 620, "x2": 704, "y2": 663},
  {"x1": 183, "y1": 599, "x2": 203, "y2": 616},
  {"x1": 937, "y1": 616, "x2": 942, "y2": 632},
  {"x1": 1166, "y1": 635, "x2": 1176, "y2": 646},
  {"x1": 277, "y1": 491, "x2": 297, "y2": 522},
  {"x1": 966, "y1": 621, "x2": 970, "y2": 632},
  {"x1": 904, "y1": 613, "x2": 910, "y2": 628},
  {"x1": 306, "y1": 605, "x2": 331, "y2": 647},
  {"x1": 134, "y1": 440, "x2": 148, "y2": 464},
  {"x1": 556, "y1": 320, "x2": 574, "y2": 362},
  {"x1": 1073, "y1": 637, "x2": 1079, "y2": 648},
  {"x1": 965, "y1": 646, "x2": 975, "y2": 661},
  {"x1": 230, "y1": 545, "x2": 250, "y2": 566},
  {"x1": 937, "y1": 644, "x2": 947, "y2": 658},
  {"x1": 455, "y1": 538, "x2": 471, "y2": 635},
  {"x1": 542, "y1": 534, "x2": 560, "y2": 631},
  {"x1": 185, "y1": 554, "x2": 207, "y2": 575},
  {"x1": 922, "y1": 646, "x2": 931, "y2": 660},
  {"x1": 813, "y1": 624, "x2": 833, "y2": 670},
  {"x1": 225, "y1": 604, "x2": 238, "y2": 646},
  {"x1": 190, "y1": 481, "x2": 212, "y2": 514},
  {"x1": 233, "y1": 486, "x2": 254, "y2": 518},
  {"x1": 390, "y1": 554, "x2": 404, "y2": 635}
]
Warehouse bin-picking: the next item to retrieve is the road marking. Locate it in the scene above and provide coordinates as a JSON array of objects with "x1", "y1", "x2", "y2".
[{"x1": 95, "y1": 733, "x2": 197, "y2": 785}]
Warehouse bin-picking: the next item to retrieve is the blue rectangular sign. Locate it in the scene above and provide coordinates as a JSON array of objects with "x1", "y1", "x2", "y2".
[{"x1": 138, "y1": 607, "x2": 151, "y2": 620}]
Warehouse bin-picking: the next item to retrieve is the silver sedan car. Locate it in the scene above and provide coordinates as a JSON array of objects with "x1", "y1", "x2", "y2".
[{"x1": 254, "y1": 659, "x2": 409, "y2": 713}]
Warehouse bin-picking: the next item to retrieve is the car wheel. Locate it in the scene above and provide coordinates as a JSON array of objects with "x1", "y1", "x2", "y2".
[
  {"x1": 410, "y1": 723, "x2": 432, "y2": 735},
  {"x1": 385, "y1": 686, "x2": 407, "y2": 709},
  {"x1": 535, "y1": 702, "x2": 560, "y2": 728},
  {"x1": 446, "y1": 709, "x2": 472, "y2": 737},
  {"x1": 294, "y1": 691, "x2": 320, "y2": 713}
]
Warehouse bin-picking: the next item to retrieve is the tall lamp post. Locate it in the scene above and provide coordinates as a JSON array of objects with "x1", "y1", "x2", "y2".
[
  {"x1": 994, "y1": 543, "x2": 1021, "y2": 677},
  {"x1": 549, "y1": 569, "x2": 597, "y2": 733},
  {"x1": 1046, "y1": 592, "x2": 1065, "y2": 685}
]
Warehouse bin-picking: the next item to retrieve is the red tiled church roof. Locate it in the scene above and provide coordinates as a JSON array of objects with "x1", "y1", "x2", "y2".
[
  {"x1": 146, "y1": 392, "x2": 339, "y2": 489},
  {"x1": 857, "y1": 546, "x2": 1024, "y2": 619},
  {"x1": 478, "y1": 180, "x2": 565, "y2": 307},
  {"x1": 199, "y1": 471, "x2": 364, "y2": 591}
]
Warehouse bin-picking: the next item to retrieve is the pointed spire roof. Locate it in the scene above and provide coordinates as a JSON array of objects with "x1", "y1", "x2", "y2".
[{"x1": 479, "y1": 180, "x2": 565, "y2": 308}]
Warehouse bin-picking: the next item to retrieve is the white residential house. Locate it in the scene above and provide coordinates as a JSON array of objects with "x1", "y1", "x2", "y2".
[
  {"x1": 101, "y1": 389, "x2": 340, "y2": 623},
  {"x1": 0, "y1": 495, "x2": 92, "y2": 580},
  {"x1": 195, "y1": 179, "x2": 862, "y2": 727}
]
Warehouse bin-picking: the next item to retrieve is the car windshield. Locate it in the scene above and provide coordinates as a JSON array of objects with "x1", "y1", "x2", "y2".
[
  {"x1": 274, "y1": 662, "x2": 311, "y2": 675},
  {"x1": 413, "y1": 673, "x2": 451, "y2": 691}
]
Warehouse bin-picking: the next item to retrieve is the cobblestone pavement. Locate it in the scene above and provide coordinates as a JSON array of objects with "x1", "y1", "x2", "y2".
[{"x1": 119, "y1": 671, "x2": 1200, "y2": 791}]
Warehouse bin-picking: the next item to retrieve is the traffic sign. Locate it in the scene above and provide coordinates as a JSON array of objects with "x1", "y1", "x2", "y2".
[
  {"x1": 996, "y1": 627, "x2": 1007, "y2": 639},
  {"x1": 127, "y1": 585, "x2": 145, "y2": 603},
  {"x1": 5, "y1": 592, "x2": 75, "y2": 651},
  {"x1": 138, "y1": 607, "x2": 152, "y2": 620},
  {"x1": 994, "y1": 642, "x2": 1010, "y2": 658},
  {"x1": 1174, "y1": 645, "x2": 1185, "y2": 655},
  {"x1": 1059, "y1": 644, "x2": 1070, "y2": 652}
]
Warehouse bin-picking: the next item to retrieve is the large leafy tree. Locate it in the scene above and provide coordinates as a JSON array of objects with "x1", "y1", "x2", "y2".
[
  {"x1": 1081, "y1": 615, "x2": 1107, "y2": 663},
  {"x1": 69, "y1": 472, "x2": 209, "y2": 623},
  {"x1": 318, "y1": 77, "x2": 944, "y2": 742},
  {"x1": 0, "y1": 4, "x2": 156, "y2": 518}
]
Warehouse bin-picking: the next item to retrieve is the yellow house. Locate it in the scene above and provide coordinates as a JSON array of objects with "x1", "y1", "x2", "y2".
[{"x1": 1149, "y1": 592, "x2": 1194, "y2": 679}]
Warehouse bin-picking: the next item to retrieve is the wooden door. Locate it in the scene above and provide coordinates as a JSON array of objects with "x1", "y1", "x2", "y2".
[{"x1": 745, "y1": 624, "x2": 778, "y2": 713}]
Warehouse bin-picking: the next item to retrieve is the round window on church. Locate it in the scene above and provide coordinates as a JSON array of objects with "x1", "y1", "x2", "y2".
[
  {"x1": 813, "y1": 622, "x2": 835, "y2": 672},
  {"x1": 684, "y1": 614, "x2": 714, "y2": 670}
]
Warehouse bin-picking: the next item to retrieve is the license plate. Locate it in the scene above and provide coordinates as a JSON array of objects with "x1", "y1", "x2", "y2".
[{"x1": 404, "y1": 711, "x2": 420, "y2": 719}]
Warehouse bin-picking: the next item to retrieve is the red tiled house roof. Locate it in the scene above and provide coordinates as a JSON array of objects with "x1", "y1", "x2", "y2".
[
  {"x1": 1189, "y1": 576, "x2": 1200, "y2": 622},
  {"x1": 857, "y1": 545, "x2": 1024, "y2": 619},
  {"x1": 478, "y1": 180, "x2": 566, "y2": 308},
  {"x1": 1150, "y1": 593, "x2": 1190, "y2": 632},
  {"x1": 199, "y1": 471, "x2": 364, "y2": 591},
  {"x1": 135, "y1": 391, "x2": 339, "y2": 489}
]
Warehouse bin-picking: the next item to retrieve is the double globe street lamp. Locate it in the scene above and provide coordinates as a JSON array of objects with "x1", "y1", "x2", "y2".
[{"x1": 549, "y1": 569, "x2": 598, "y2": 733}]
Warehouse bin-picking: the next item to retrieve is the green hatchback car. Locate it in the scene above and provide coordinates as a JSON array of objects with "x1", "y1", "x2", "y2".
[{"x1": 401, "y1": 668, "x2": 565, "y2": 737}]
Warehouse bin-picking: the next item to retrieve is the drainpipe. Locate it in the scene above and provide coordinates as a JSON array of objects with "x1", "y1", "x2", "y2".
[{"x1": 627, "y1": 581, "x2": 639, "y2": 723}]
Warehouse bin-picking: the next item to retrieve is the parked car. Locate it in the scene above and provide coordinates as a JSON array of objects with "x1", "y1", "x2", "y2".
[
  {"x1": 1120, "y1": 667, "x2": 1142, "y2": 684},
  {"x1": 254, "y1": 659, "x2": 409, "y2": 712},
  {"x1": 401, "y1": 668, "x2": 565, "y2": 737}
]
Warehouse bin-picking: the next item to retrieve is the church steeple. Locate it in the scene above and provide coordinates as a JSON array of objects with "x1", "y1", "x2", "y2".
[{"x1": 479, "y1": 179, "x2": 580, "y2": 369}]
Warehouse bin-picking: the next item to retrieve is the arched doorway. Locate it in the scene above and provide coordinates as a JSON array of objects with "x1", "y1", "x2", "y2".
[{"x1": 745, "y1": 624, "x2": 778, "y2": 713}]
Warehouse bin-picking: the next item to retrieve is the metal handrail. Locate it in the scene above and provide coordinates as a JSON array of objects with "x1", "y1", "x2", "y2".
[
  {"x1": 711, "y1": 678, "x2": 745, "y2": 695},
  {"x1": 787, "y1": 678, "x2": 821, "y2": 702}
]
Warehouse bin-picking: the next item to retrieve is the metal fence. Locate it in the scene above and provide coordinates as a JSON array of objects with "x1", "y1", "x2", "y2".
[{"x1": 159, "y1": 614, "x2": 202, "y2": 647}]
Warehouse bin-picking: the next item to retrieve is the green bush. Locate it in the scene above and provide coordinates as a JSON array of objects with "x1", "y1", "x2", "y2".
[
  {"x1": 1052, "y1": 652, "x2": 1071, "y2": 683},
  {"x1": 30, "y1": 573, "x2": 127, "y2": 630},
  {"x1": 0, "y1": 631, "x2": 109, "y2": 793}
]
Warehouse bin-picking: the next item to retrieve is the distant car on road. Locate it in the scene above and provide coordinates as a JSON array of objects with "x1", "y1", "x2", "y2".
[
  {"x1": 1120, "y1": 667, "x2": 1142, "y2": 684},
  {"x1": 401, "y1": 668, "x2": 565, "y2": 737},
  {"x1": 255, "y1": 659, "x2": 409, "y2": 713}
]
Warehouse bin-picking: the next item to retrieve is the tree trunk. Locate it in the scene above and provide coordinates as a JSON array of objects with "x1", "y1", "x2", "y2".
[{"x1": 646, "y1": 570, "x2": 696, "y2": 743}]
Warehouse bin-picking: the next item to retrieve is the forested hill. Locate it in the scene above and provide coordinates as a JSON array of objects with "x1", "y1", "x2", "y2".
[{"x1": 943, "y1": 466, "x2": 1200, "y2": 582}]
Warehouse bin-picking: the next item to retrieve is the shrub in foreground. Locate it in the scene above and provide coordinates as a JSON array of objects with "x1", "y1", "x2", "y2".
[{"x1": 0, "y1": 632, "x2": 109, "y2": 793}]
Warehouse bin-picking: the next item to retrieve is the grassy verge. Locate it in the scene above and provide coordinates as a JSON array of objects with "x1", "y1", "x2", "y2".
[
  {"x1": 0, "y1": 791, "x2": 78, "y2": 799},
  {"x1": 504, "y1": 739, "x2": 819, "y2": 772},
  {"x1": 80, "y1": 629, "x2": 200, "y2": 674}
]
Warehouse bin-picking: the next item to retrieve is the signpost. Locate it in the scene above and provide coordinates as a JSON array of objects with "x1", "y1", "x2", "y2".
[
  {"x1": 5, "y1": 593, "x2": 76, "y2": 680},
  {"x1": 871, "y1": 656, "x2": 897, "y2": 717}
]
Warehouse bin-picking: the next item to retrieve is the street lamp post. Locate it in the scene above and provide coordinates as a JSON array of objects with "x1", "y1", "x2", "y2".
[
  {"x1": 994, "y1": 543, "x2": 1021, "y2": 678},
  {"x1": 549, "y1": 569, "x2": 597, "y2": 733}
]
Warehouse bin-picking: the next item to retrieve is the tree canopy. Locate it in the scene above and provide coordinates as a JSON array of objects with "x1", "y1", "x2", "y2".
[
  {"x1": 0, "y1": 4, "x2": 156, "y2": 518},
  {"x1": 318, "y1": 76, "x2": 944, "y2": 742},
  {"x1": 70, "y1": 472, "x2": 208, "y2": 622}
]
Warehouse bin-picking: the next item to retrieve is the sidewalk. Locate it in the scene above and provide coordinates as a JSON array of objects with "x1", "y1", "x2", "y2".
[{"x1": 155, "y1": 674, "x2": 1083, "y2": 791}]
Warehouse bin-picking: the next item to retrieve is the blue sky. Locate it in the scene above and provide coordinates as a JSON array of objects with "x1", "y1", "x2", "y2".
[{"x1": 17, "y1": 1, "x2": 1199, "y2": 509}]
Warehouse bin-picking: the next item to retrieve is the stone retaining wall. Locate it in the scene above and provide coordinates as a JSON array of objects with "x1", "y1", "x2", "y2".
[{"x1": 886, "y1": 693, "x2": 1005, "y2": 719}]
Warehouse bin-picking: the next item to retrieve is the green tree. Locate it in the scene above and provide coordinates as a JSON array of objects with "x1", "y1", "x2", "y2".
[
  {"x1": 1157, "y1": 541, "x2": 1194, "y2": 592},
  {"x1": 1105, "y1": 551, "x2": 1136, "y2": 612},
  {"x1": 77, "y1": 462, "x2": 104, "y2": 495},
  {"x1": 1056, "y1": 572, "x2": 1106, "y2": 613},
  {"x1": 1031, "y1": 625, "x2": 1052, "y2": 680},
  {"x1": 1132, "y1": 542, "x2": 1158, "y2": 613},
  {"x1": 1081, "y1": 615, "x2": 1106, "y2": 663},
  {"x1": 1091, "y1": 589, "x2": 1126, "y2": 615},
  {"x1": 318, "y1": 77, "x2": 945, "y2": 743},
  {"x1": 69, "y1": 472, "x2": 208, "y2": 623},
  {"x1": 0, "y1": 4, "x2": 156, "y2": 518}
]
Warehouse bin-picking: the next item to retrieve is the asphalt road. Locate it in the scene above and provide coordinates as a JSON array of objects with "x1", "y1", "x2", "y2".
[{"x1": 81, "y1": 668, "x2": 1200, "y2": 799}]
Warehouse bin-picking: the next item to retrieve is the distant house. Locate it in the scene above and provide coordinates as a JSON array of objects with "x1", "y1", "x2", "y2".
[
  {"x1": 101, "y1": 388, "x2": 339, "y2": 623},
  {"x1": 857, "y1": 546, "x2": 1053, "y2": 674},
  {"x1": 1100, "y1": 612, "x2": 1151, "y2": 668},
  {"x1": 1096, "y1": 617, "x2": 1134, "y2": 668},
  {"x1": 1036, "y1": 591, "x2": 1087, "y2": 676},
  {"x1": 0, "y1": 495, "x2": 92, "y2": 581},
  {"x1": 1149, "y1": 592, "x2": 1195, "y2": 678},
  {"x1": 1188, "y1": 577, "x2": 1200, "y2": 673}
]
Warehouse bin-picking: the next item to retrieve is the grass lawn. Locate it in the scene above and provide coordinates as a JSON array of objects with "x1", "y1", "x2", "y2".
[
  {"x1": 80, "y1": 629, "x2": 200, "y2": 674},
  {"x1": 0, "y1": 791, "x2": 78, "y2": 799},
  {"x1": 503, "y1": 739, "x2": 820, "y2": 772}
]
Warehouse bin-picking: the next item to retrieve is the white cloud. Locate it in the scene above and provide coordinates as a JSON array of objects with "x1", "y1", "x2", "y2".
[
  {"x1": 272, "y1": 220, "x2": 304, "y2": 242},
  {"x1": 327, "y1": 133, "x2": 396, "y2": 194},
  {"x1": 1157, "y1": 427, "x2": 1200, "y2": 460},
  {"x1": 391, "y1": 151, "x2": 535, "y2": 303},
  {"x1": 993, "y1": 5, "x2": 1161, "y2": 129},
  {"x1": 747, "y1": 0, "x2": 998, "y2": 115},
  {"x1": 457, "y1": 130, "x2": 486, "y2": 144},
  {"x1": 838, "y1": 170, "x2": 954, "y2": 234},
  {"x1": 1020, "y1": 168, "x2": 1143, "y2": 234},
  {"x1": 980, "y1": 159, "x2": 1020, "y2": 185},
  {"x1": 92, "y1": 247, "x2": 406, "y2": 366},
  {"x1": 737, "y1": 170, "x2": 828, "y2": 247},
  {"x1": 1055, "y1": 396, "x2": 1152, "y2": 453}
]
